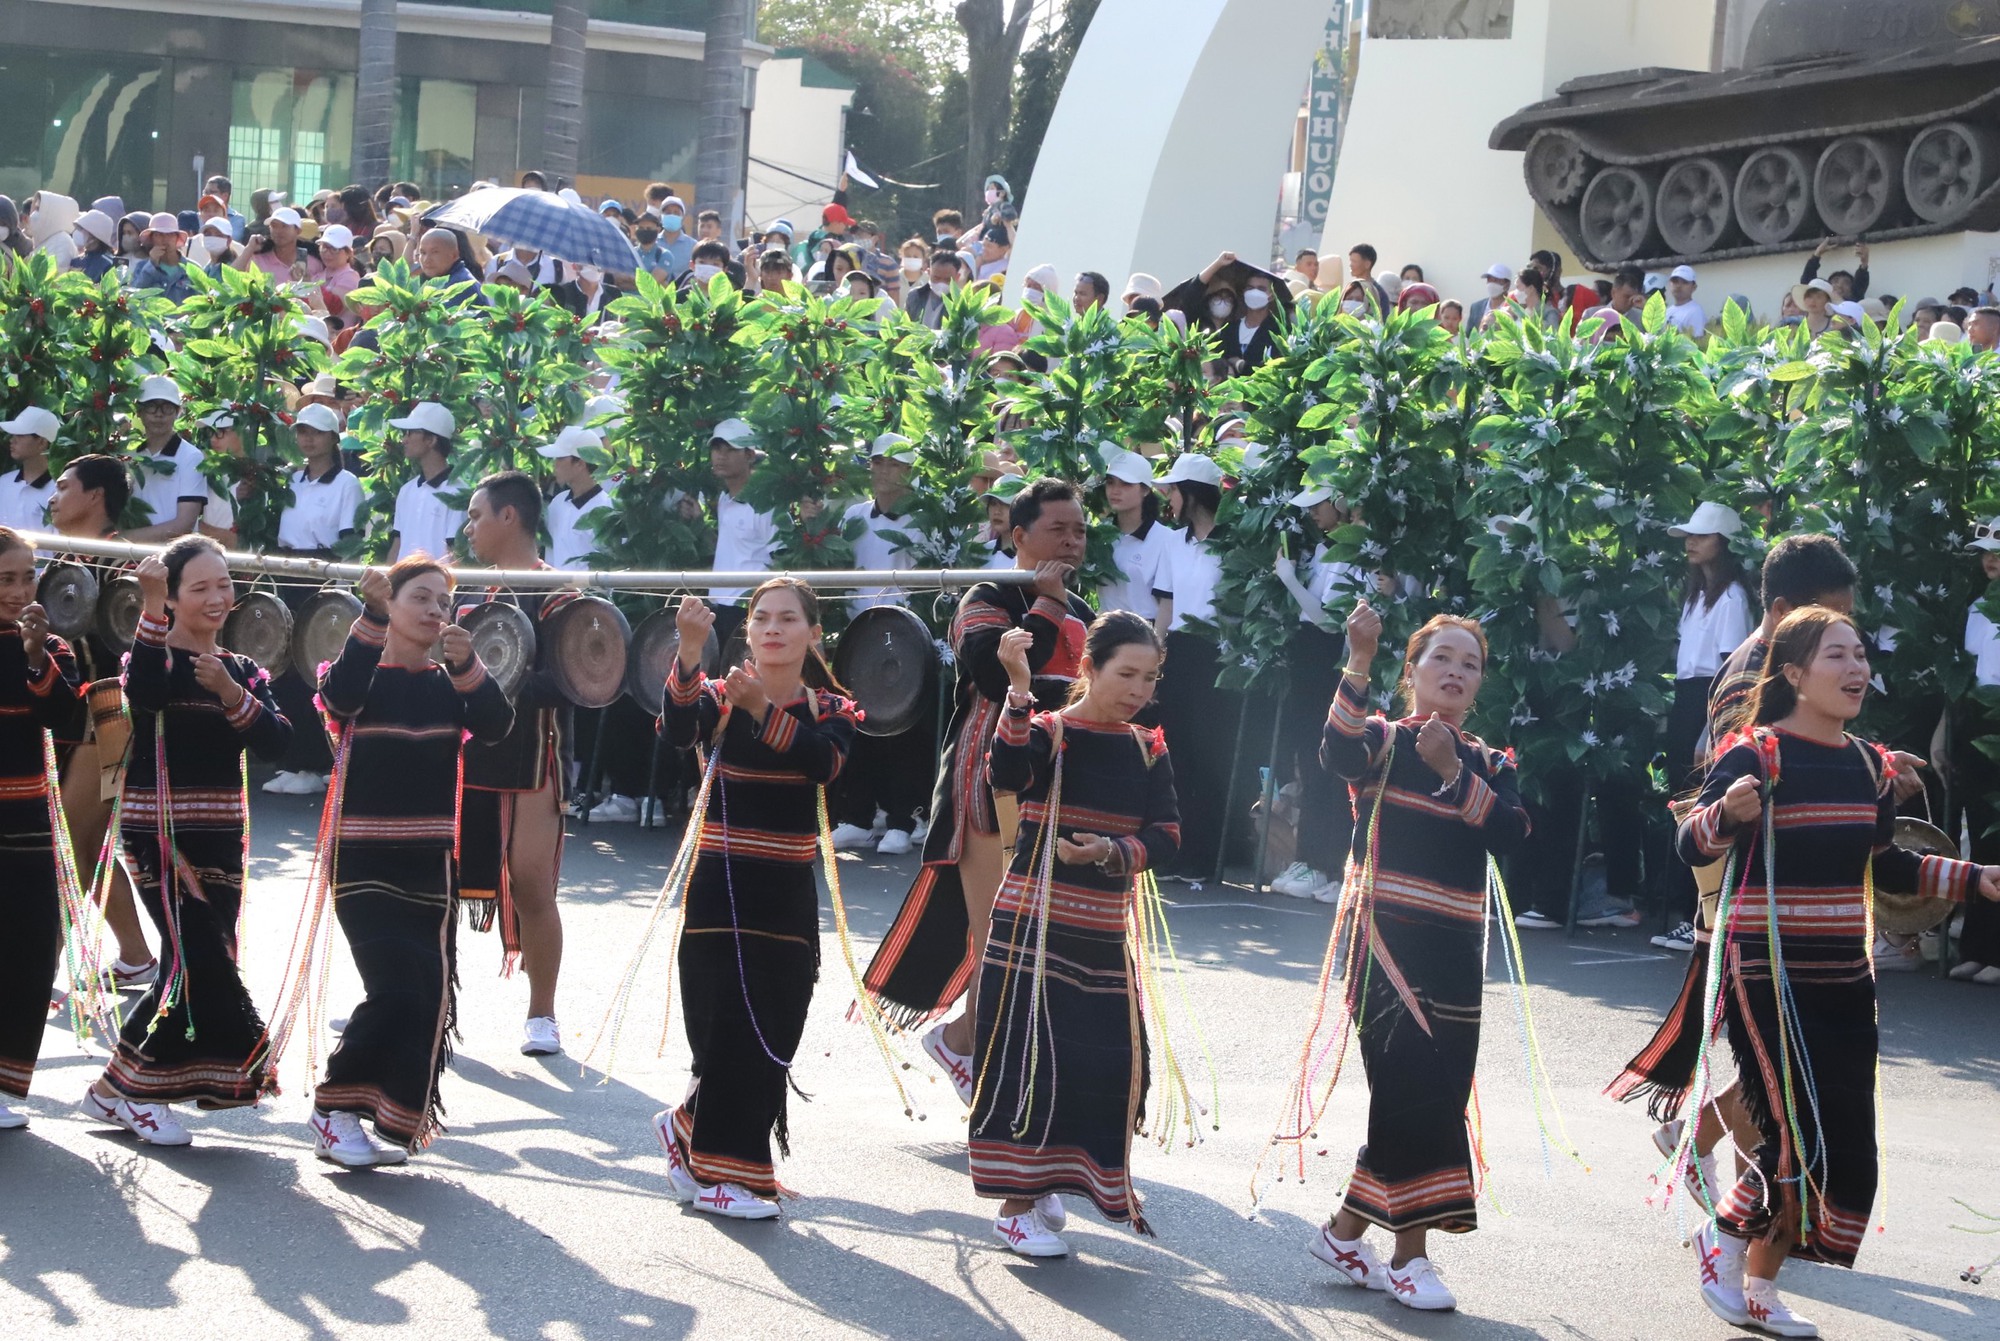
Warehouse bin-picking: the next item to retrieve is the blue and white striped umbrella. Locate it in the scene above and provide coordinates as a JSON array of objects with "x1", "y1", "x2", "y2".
[{"x1": 423, "y1": 187, "x2": 640, "y2": 271}]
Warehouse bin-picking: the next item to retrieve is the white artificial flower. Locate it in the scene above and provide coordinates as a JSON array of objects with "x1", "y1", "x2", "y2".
[
  {"x1": 1581, "y1": 730, "x2": 1601, "y2": 747},
  {"x1": 1931, "y1": 497, "x2": 1948, "y2": 515},
  {"x1": 1601, "y1": 611, "x2": 1621, "y2": 636}
]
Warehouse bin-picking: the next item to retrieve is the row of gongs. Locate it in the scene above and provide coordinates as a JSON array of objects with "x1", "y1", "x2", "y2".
[{"x1": 35, "y1": 563, "x2": 941, "y2": 736}]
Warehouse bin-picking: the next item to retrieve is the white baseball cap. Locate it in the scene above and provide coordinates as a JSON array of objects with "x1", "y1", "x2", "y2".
[
  {"x1": 710, "y1": 417, "x2": 759, "y2": 449},
  {"x1": 1155, "y1": 453, "x2": 1223, "y2": 489},
  {"x1": 294, "y1": 403, "x2": 342, "y2": 434},
  {"x1": 869, "y1": 432, "x2": 916, "y2": 463},
  {"x1": 268, "y1": 206, "x2": 303, "y2": 229},
  {"x1": 199, "y1": 409, "x2": 237, "y2": 430},
  {"x1": 1289, "y1": 484, "x2": 1335, "y2": 509},
  {"x1": 1482, "y1": 262, "x2": 1514, "y2": 282},
  {"x1": 1098, "y1": 446, "x2": 1156, "y2": 485},
  {"x1": 1643, "y1": 272, "x2": 1668, "y2": 293},
  {"x1": 387, "y1": 401, "x2": 455, "y2": 439},
  {"x1": 296, "y1": 315, "x2": 332, "y2": 347},
  {"x1": 298, "y1": 372, "x2": 339, "y2": 400},
  {"x1": 536, "y1": 425, "x2": 605, "y2": 460},
  {"x1": 74, "y1": 210, "x2": 117, "y2": 250},
  {"x1": 201, "y1": 217, "x2": 233, "y2": 237},
  {"x1": 1930, "y1": 320, "x2": 1966, "y2": 345},
  {"x1": 1669, "y1": 264, "x2": 1698, "y2": 283},
  {"x1": 320, "y1": 223, "x2": 355, "y2": 250},
  {"x1": 1668, "y1": 501, "x2": 1743, "y2": 538},
  {"x1": 137, "y1": 374, "x2": 183, "y2": 406},
  {"x1": 0, "y1": 406, "x2": 60, "y2": 440}
]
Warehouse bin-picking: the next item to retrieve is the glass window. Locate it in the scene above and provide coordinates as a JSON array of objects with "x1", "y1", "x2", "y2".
[
  {"x1": 582, "y1": 90, "x2": 698, "y2": 183},
  {"x1": 394, "y1": 78, "x2": 477, "y2": 200},
  {"x1": 229, "y1": 68, "x2": 355, "y2": 202},
  {"x1": 0, "y1": 49, "x2": 167, "y2": 207}
]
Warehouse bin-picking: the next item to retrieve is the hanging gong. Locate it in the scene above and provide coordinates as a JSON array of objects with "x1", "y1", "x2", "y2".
[
  {"x1": 1875, "y1": 817, "x2": 1960, "y2": 936},
  {"x1": 544, "y1": 595, "x2": 632, "y2": 709},
  {"x1": 460, "y1": 600, "x2": 537, "y2": 700},
  {"x1": 37, "y1": 562, "x2": 99, "y2": 641},
  {"x1": 624, "y1": 608, "x2": 721, "y2": 716},
  {"x1": 832, "y1": 604, "x2": 939, "y2": 737},
  {"x1": 96, "y1": 574, "x2": 146, "y2": 652},
  {"x1": 292, "y1": 587, "x2": 365, "y2": 679},
  {"x1": 223, "y1": 590, "x2": 294, "y2": 678}
]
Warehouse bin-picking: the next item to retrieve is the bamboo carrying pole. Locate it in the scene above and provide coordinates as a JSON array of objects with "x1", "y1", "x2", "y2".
[{"x1": 19, "y1": 531, "x2": 1035, "y2": 593}]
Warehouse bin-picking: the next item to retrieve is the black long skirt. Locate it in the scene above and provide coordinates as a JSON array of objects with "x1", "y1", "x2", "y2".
[
  {"x1": 0, "y1": 813, "x2": 61, "y2": 1100},
  {"x1": 316, "y1": 847, "x2": 458, "y2": 1151},
  {"x1": 103, "y1": 832, "x2": 273, "y2": 1107}
]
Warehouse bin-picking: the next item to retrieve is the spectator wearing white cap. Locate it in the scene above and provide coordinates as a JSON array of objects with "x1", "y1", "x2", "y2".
[
  {"x1": 1152, "y1": 452, "x2": 1232, "y2": 883},
  {"x1": 537, "y1": 426, "x2": 613, "y2": 570},
  {"x1": 385, "y1": 402, "x2": 463, "y2": 565},
  {"x1": 1665, "y1": 264, "x2": 1705, "y2": 337},
  {"x1": 706, "y1": 417, "x2": 777, "y2": 642},
  {"x1": 0, "y1": 406, "x2": 58, "y2": 532},
  {"x1": 1466, "y1": 261, "x2": 1514, "y2": 331},
  {"x1": 130, "y1": 213, "x2": 195, "y2": 303},
  {"x1": 1120, "y1": 272, "x2": 1163, "y2": 315},
  {"x1": 843, "y1": 433, "x2": 923, "y2": 616},
  {"x1": 123, "y1": 376, "x2": 208, "y2": 540},
  {"x1": 316, "y1": 224, "x2": 362, "y2": 327},
  {"x1": 70, "y1": 208, "x2": 120, "y2": 282},
  {"x1": 276, "y1": 404, "x2": 362, "y2": 558},
  {"x1": 238, "y1": 205, "x2": 322, "y2": 283},
  {"x1": 1095, "y1": 446, "x2": 1174, "y2": 620},
  {"x1": 195, "y1": 218, "x2": 242, "y2": 277},
  {"x1": 1655, "y1": 502, "x2": 1754, "y2": 950}
]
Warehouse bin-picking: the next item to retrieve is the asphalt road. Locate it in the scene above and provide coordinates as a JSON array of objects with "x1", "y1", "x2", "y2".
[{"x1": 3, "y1": 793, "x2": 1997, "y2": 1341}]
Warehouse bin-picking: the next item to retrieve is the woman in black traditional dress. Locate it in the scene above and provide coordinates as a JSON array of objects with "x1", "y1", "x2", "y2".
[
  {"x1": 652, "y1": 580, "x2": 858, "y2": 1220},
  {"x1": 1307, "y1": 600, "x2": 1530, "y2": 1312},
  {"x1": 970, "y1": 611, "x2": 1180, "y2": 1258},
  {"x1": 82, "y1": 535, "x2": 291, "y2": 1146},
  {"x1": 308, "y1": 556, "x2": 513, "y2": 1167},
  {"x1": 0, "y1": 528, "x2": 83, "y2": 1128},
  {"x1": 1677, "y1": 608, "x2": 2000, "y2": 1338}
]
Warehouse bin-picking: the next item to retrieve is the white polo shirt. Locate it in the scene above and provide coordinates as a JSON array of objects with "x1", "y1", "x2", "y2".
[
  {"x1": 277, "y1": 465, "x2": 364, "y2": 551},
  {"x1": 1676, "y1": 582, "x2": 1753, "y2": 680},
  {"x1": 129, "y1": 438, "x2": 208, "y2": 530},
  {"x1": 1666, "y1": 300, "x2": 1707, "y2": 338},
  {"x1": 1968, "y1": 601, "x2": 2000, "y2": 688},
  {"x1": 1155, "y1": 526, "x2": 1222, "y2": 633},
  {"x1": 710, "y1": 490, "x2": 777, "y2": 606},
  {"x1": 845, "y1": 497, "x2": 919, "y2": 613},
  {"x1": 0, "y1": 468, "x2": 53, "y2": 533},
  {"x1": 546, "y1": 481, "x2": 614, "y2": 570},
  {"x1": 1099, "y1": 517, "x2": 1175, "y2": 619},
  {"x1": 392, "y1": 467, "x2": 464, "y2": 563}
]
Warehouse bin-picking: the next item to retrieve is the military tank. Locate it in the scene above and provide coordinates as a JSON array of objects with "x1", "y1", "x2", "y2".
[{"x1": 1490, "y1": 0, "x2": 2000, "y2": 268}]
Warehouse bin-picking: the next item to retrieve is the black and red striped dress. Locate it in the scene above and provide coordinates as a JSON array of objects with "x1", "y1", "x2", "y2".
[
  {"x1": 658, "y1": 658, "x2": 858, "y2": 1197},
  {"x1": 1319, "y1": 674, "x2": 1530, "y2": 1233},
  {"x1": 969, "y1": 706, "x2": 1181, "y2": 1231},
  {"x1": 0, "y1": 624, "x2": 82, "y2": 1101},
  {"x1": 1678, "y1": 728, "x2": 1980, "y2": 1267}
]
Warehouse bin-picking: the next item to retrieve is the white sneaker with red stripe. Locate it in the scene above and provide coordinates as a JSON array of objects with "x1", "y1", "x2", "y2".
[
  {"x1": 0, "y1": 1103, "x2": 27, "y2": 1129},
  {"x1": 1694, "y1": 1218, "x2": 1750, "y2": 1325},
  {"x1": 651, "y1": 1108, "x2": 699, "y2": 1203},
  {"x1": 690, "y1": 1181, "x2": 781, "y2": 1220},
  {"x1": 993, "y1": 1208, "x2": 1068, "y2": 1257},
  {"x1": 922, "y1": 1022, "x2": 976, "y2": 1107},
  {"x1": 1307, "y1": 1224, "x2": 1389, "y2": 1290},
  {"x1": 1384, "y1": 1256, "x2": 1455, "y2": 1310},
  {"x1": 1653, "y1": 1118, "x2": 1720, "y2": 1205},
  {"x1": 1742, "y1": 1278, "x2": 1818, "y2": 1337},
  {"x1": 82, "y1": 1088, "x2": 191, "y2": 1146},
  {"x1": 1034, "y1": 1193, "x2": 1066, "y2": 1231},
  {"x1": 311, "y1": 1110, "x2": 408, "y2": 1168}
]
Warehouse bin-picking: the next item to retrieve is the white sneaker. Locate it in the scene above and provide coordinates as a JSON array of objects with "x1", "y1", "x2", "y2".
[
  {"x1": 651, "y1": 1108, "x2": 699, "y2": 1203},
  {"x1": 262, "y1": 771, "x2": 299, "y2": 794},
  {"x1": 521, "y1": 1016, "x2": 562, "y2": 1056},
  {"x1": 1975, "y1": 965, "x2": 2000, "y2": 986},
  {"x1": 692, "y1": 1181, "x2": 781, "y2": 1220},
  {"x1": 0, "y1": 1103, "x2": 27, "y2": 1129},
  {"x1": 829, "y1": 822, "x2": 875, "y2": 851},
  {"x1": 82, "y1": 1089, "x2": 191, "y2": 1146},
  {"x1": 1034, "y1": 1193, "x2": 1067, "y2": 1231},
  {"x1": 311, "y1": 1110, "x2": 408, "y2": 1168},
  {"x1": 1872, "y1": 933, "x2": 1920, "y2": 972},
  {"x1": 1743, "y1": 1278, "x2": 1819, "y2": 1337},
  {"x1": 1308, "y1": 1224, "x2": 1390, "y2": 1290},
  {"x1": 1695, "y1": 1218, "x2": 1750, "y2": 1325},
  {"x1": 870, "y1": 808, "x2": 889, "y2": 835},
  {"x1": 922, "y1": 1022, "x2": 976, "y2": 1106},
  {"x1": 1270, "y1": 861, "x2": 1312, "y2": 897},
  {"x1": 1310, "y1": 875, "x2": 1343, "y2": 904},
  {"x1": 993, "y1": 1208, "x2": 1067, "y2": 1257},
  {"x1": 109, "y1": 956, "x2": 158, "y2": 990},
  {"x1": 910, "y1": 816, "x2": 930, "y2": 843},
  {"x1": 588, "y1": 794, "x2": 640, "y2": 823},
  {"x1": 876, "y1": 828, "x2": 913, "y2": 856},
  {"x1": 1651, "y1": 920, "x2": 1697, "y2": 952},
  {"x1": 291, "y1": 772, "x2": 329, "y2": 795},
  {"x1": 1384, "y1": 1256, "x2": 1455, "y2": 1310},
  {"x1": 1652, "y1": 1119, "x2": 1718, "y2": 1204},
  {"x1": 1514, "y1": 909, "x2": 1562, "y2": 930},
  {"x1": 1949, "y1": 959, "x2": 1987, "y2": 981}
]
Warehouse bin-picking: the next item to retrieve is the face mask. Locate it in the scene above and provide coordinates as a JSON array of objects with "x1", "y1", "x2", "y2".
[
  {"x1": 1341, "y1": 300, "x2": 1365, "y2": 315},
  {"x1": 72, "y1": 229, "x2": 89, "y2": 250},
  {"x1": 901, "y1": 256, "x2": 924, "y2": 274},
  {"x1": 936, "y1": 233, "x2": 956, "y2": 246},
  {"x1": 985, "y1": 188, "x2": 1002, "y2": 205},
  {"x1": 1512, "y1": 287, "x2": 1531, "y2": 304},
  {"x1": 1208, "y1": 297, "x2": 1235, "y2": 319},
  {"x1": 636, "y1": 230, "x2": 660, "y2": 245},
  {"x1": 580, "y1": 265, "x2": 603, "y2": 284},
  {"x1": 661, "y1": 214, "x2": 683, "y2": 233},
  {"x1": 202, "y1": 235, "x2": 229, "y2": 257},
  {"x1": 692, "y1": 262, "x2": 721, "y2": 283},
  {"x1": 1243, "y1": 289, "x2": 1271, "y2": 312},
  {"x1": 1486, "y1": 281, "x2": 1506, "y2": 299}
]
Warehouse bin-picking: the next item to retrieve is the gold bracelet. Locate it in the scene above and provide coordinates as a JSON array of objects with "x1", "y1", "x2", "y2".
[{"x1": 1342, "y1": 665, "x2": 1370, "y2": 680}]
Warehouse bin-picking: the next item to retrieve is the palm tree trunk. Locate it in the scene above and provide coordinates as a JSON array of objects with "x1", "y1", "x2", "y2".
[
  {"x1": 696, "y1": 0, "x2": 748, "y2": 228},
  {"x1": 954, "y1": 0, "x2": 1035, "y2": 213},
  {"x1": 354, "y1": 0, "x2": 399, "y2": 188},
  {"x1": 545, "y1": 0, "x2": 590, "y2": 185}
]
